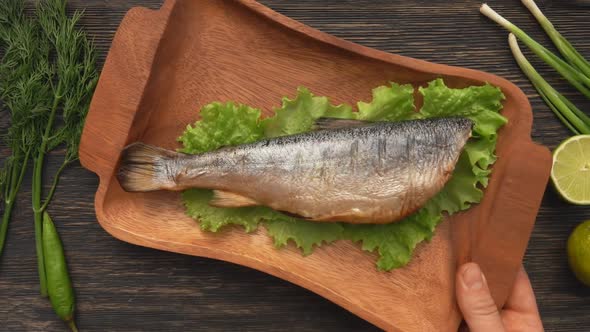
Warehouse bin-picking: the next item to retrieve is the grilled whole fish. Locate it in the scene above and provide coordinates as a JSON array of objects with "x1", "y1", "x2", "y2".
[{"x1": 117, "y1": 117, "x2": 473, "y2": 224}]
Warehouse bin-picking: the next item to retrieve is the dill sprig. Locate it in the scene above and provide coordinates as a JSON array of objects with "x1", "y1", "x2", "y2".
[
  {"x1": 34, "y1": 0, "x2": 98, "y2": 213},
  {"x1": 27, "y1": 0, "x2": 98, "y2": 298},
  {"x1": 0, "y1": 0, "x2": 97, "y2": 330},
  {"x1": 0, "y1": 0, "x2": 53, "y2": 257}
]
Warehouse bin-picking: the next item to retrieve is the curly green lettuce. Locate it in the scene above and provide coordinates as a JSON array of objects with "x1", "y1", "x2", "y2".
[{"x1": 179, "y1": 78, "x2": 507, "y2": 271}]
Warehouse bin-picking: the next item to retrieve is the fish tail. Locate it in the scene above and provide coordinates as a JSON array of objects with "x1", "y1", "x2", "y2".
[{"x1": 117, "y1": 142, "x2": 181, "y2": 192}]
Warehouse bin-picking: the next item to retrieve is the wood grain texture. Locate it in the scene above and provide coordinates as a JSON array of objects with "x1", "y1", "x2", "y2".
[{"x1": 0, "y1": 0, "x2": 588, "y2": 331}]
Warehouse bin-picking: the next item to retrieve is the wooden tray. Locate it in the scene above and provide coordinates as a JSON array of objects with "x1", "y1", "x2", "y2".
[{"x1": 79, "y1": 1, "x2": 552, "y2": 331}]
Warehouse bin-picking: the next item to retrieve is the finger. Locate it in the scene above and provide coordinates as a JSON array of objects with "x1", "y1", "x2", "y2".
[
  {"x1": 504, "y1": 265, "x2": 540, "y2": 314},
  {"x1": 456, "y1": 262, "x2": 505, "y2": 332}
]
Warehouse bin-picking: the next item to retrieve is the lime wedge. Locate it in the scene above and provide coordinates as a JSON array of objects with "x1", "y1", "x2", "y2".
[{"x1": 551, "y1": 135, "x2": 590, "y2": 205}]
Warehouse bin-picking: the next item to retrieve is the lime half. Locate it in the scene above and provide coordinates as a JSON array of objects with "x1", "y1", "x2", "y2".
[{"x1": 551, "y1": 135, "x2": 590, "y2": 205}]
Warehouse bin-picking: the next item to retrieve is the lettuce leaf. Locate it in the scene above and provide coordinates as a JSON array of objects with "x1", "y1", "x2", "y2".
[
  {"x1": 343, "y1": 209, "x2": 441, "y2": 270},
  {"x1": 419, "y1": 79, "x2": 507, "y2": 138},
  {"x1": 183, "y1": 189, "x2": 267, "y2": 233},
  {"x1": 181, "y1": 79, "x2": 506, "y2": 271},
  {"x1": 265, "y1": 216, "x2": 344, "y2": 255},
  {"x1": 357, "y1": 83, "x2": 415, "y2": 121},
  {"x1": 178, "y1": 102, "x2": 265, "y2": 154},
  {"x1": 263, "y1": 87, "x2": 353, "y2": 138}
]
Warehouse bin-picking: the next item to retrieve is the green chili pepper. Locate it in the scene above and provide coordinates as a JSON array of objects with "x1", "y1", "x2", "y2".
[{"x1": 42, "y1": 212, "x2": 78, "y2": 332}]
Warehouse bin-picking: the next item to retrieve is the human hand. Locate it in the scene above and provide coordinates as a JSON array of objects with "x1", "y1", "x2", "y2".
[{"x1": 456, "y1": 262, "x2": 543, "y2": 332}]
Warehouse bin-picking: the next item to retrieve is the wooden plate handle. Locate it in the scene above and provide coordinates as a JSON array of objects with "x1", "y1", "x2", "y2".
[
  {"x1": 79, "y1": 0, "x2": 176, "y2": 180},
  {"x1": 466, "y1": 140, "x2": 552, "y2": 307}
]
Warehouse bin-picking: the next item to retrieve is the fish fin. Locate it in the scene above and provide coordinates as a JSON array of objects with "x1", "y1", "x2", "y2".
[
  {"x1": 311, "y1": 209, "x2": 382, "y2": 223},
  {"x1": 277, "y1": 210, "x2": 312, "y2": 220},
  {"x1": 117, "y1": 142, "x2": 180, "y2": 192},
  {"x1": 209, "y1": 190, "x2": 259, "y2": 208},
  {"x1": 313, "y1": 117, "x2": 374, "y2": 130},
  {"x1": 311, "y1": 212, "x2": 358, "y2": 223}
]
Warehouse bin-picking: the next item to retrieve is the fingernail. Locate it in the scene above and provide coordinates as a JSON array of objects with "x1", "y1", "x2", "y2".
[{"x1": 462, "y1": 264, "x2": 484, "y2": 290}]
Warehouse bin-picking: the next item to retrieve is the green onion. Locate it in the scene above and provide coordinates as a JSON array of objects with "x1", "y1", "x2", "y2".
[
  {"x1": 508, "y1": 33, "x2": 590, "y2": 134},
  {"x1": 480, "y1": 3, "x2": 590, "y2": 100},
  {"x1": 522, "y1": 0, "x2": 590, "y2": 78}
]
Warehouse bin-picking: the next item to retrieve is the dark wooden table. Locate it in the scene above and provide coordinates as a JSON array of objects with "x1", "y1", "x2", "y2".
[{"x1": 1, "y1": 0, "x2": 589, "y2": 331}]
